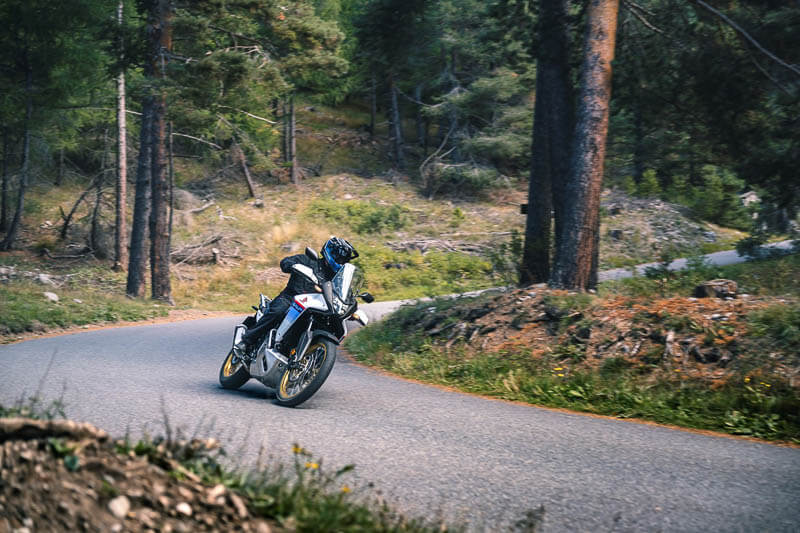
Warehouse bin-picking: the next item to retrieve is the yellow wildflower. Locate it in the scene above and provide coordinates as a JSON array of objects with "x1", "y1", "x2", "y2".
[
  {"x1": 305, "y1": 462, "x2": 319, "y2": 470},
  {"x1": 557, "y1": 373, "x2": 565, "y2": 377},
  {"x1": 554, "y1": 367, "x2": 563, "y2": 371},
  {"x1": 341, "y1": 486, "x2": 351, "y2": 493},
  {"x1": 744, "y1": 377, "x2": 750, "y2": 383}
]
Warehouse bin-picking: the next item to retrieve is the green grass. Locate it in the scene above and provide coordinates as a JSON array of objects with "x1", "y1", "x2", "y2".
[
  {"x1": 0, "y1": 281, "x2": 168, "y2": 337},
  {"x1": 600, "y1": 252, "x2": 800, "y2": 299}
]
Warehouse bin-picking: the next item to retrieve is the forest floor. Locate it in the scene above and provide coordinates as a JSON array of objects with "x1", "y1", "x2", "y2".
[{"x1": 0, "y1": 101, "x2": 756, "y2": 340}]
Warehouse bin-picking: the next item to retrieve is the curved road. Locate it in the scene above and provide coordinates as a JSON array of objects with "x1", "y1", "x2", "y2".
[{"x1": 1, "y1": 242, "x2": 798, "y2": 531}]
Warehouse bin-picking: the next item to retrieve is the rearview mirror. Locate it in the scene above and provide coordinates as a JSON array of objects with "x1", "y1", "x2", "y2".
[
  {"x1": 305, "y1": 247, "x2": 319, "y2": 260},
  {"x1": 359, "y1": 292, "x2": 375, "y2": 303}
]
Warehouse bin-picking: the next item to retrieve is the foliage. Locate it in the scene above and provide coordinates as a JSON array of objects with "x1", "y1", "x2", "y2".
[
  {"x1": 748, "y1": 304, "x2": 800, "y2": 353},
  {"x1": 486, "y1": 230, "x2": 524, "y2": 285},
  {"x1": 308, "y1": 199, "x2": 409, "y2": 234}
]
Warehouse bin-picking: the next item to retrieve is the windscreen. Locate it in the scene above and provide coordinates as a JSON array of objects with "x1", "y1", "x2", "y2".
[{"x1": 332, "y1": 263, "x2": 356, "y2": 303}]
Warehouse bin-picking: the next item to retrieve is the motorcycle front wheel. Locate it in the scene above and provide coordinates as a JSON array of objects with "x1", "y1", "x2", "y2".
[
  {"x1": 275, "y1": 339, "x2": 336, "y2": 407},
  {"x1": 219, "y1": 349, "x2": 250, "y2": 389}
]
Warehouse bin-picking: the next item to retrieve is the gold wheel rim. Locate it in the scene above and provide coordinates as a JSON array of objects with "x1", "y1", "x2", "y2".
[
  {"x1": 279, "y1": 342, "x2": 327, "y2": 399},
  {"x1": 223, "y1": 351, "x2": 239, "y2": 377}
]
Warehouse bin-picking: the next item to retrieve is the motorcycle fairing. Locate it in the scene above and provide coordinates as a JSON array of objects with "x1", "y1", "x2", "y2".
[{"x1": 275, "y1": 293, "x2": 327, "y2": 343}]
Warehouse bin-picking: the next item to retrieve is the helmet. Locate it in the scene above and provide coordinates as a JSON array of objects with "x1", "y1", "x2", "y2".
[{"x1": 322, "y1": 236, "x2": 358, "y2": 273}]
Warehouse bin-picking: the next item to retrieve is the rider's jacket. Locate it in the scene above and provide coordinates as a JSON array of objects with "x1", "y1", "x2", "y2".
[{"x1": 277, "y1": 253, "x2": 333, "y2": 301}]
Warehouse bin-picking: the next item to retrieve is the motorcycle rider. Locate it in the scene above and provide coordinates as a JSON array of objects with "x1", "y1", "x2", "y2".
[{"x1": 233, "y1": 236, "x2": 358, "y2": 358}]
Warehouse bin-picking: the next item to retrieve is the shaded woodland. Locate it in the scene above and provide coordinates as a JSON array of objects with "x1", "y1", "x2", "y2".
[{"x1": 1, "y1": 0, "x2": 797, "y2": 300}]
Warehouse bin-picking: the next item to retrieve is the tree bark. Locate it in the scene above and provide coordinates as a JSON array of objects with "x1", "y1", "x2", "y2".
[
  {"x1": 149, "y1": 0, "x2": 172, "y2": 303},
  {"x1": 90, "y1": 129, "x2": 109, "y2": 258},
  {"x1": 289, "y1": 95, "x2": 298, "y2": 185},
  {"x1": 114, "y1": 0, "x2": 128, "y2": 271},
  {"x1": 0, "y1": 65, "x2": 33, "y2": 252},
  {"x1": 520, "y1": 0, "x2": 573, "y2": 285},
  {"x1": 551, "y1": 0, "x2": 619, "y2": 290},
  {"x1": 415, "y1": 83, "x2": 425, "y2": 147},
  {"x1": 389, "y1": 73, "x2": 405, "y2": 169},
  {"x1": 282, "y1": 99, "x2": 289, "y2": 164},
  {"x1": 1, "y1": 129, "x2": 9, "y2": 233},
  {"x1": 126, "y1": 97, "x2": 153, "y2": 297},
  {"x1": 232, "y1": 140, "x2": 256, "y2": 197}
]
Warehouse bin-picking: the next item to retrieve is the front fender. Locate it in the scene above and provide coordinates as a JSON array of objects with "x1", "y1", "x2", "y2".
[{"x1": 311, "y1": 329, "x2": 341, "y2": 345}]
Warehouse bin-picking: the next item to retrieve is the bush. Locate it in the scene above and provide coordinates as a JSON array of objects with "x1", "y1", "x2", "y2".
[
  {"x1": 423, "y1": 163, "x2": 504, "y2": 198},
  {"x1": 637, "y1": 169, "x2": 661, "y2": 198},
  {"x1": 309, "y1": 200, "x2": 409, "y2": 234},
  {"x1": 690, "y1": 165, "x2": 750, "y2": 230}
]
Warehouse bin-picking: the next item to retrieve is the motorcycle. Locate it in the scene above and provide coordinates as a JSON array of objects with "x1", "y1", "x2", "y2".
[{"x1": 218, "y1": 247, "x2": 374, "y2": 407}]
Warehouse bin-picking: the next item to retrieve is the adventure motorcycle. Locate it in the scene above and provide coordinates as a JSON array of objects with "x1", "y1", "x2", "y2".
[{"x1": 218, "y1": 247, "x2": 374, "y2": 407}]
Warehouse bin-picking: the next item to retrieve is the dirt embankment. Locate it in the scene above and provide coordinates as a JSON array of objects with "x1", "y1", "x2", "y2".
[
  {"x1": 401, "y1": 287, "x2": 799, "y2": 387},
  {"x1": 0, "y1": 418, "x2": 279, "y2": 533}
]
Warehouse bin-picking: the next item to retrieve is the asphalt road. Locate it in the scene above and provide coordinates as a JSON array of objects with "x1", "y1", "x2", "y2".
[
  {"x1": 1, "y1": 316, "x2": 799, "y2": 531},
  {"x1": 1, "y1": 242, "x2": 798, "y2": 531}
]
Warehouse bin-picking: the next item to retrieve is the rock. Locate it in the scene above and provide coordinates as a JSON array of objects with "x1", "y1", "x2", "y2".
[
  {"x1": 36, "y1": 273, "x2": 56, "y2": 286},
  {"x1": 73, "y1": 299, "x2": 83, "y2": 304},
  {"x1": 43, "y1": 292, "x2": 59, "y2": 303},
  {"x1": 510, "y1": 313, "x2": 530, "y2": 330},
  {"x1": 608, "y1": 204, "x2": 623, "y2": 215},
  {"x1": 206, "y1": 484, "x2": 226, "y2": 505},
  {"x1": 175, "y1": 502, "x2": 192, "y2": 517},
  {"x1": 253, "y1": 198, "x2": 264, "y2": 208},
  {"x1": 465, "y1": 306, "x2": 492, "y2": 321},
  {"x1": 255, "y1": 521, "x2": 273, "y2": 533},
  {"x1": 608, "y1": 229, "x2": 624, "y2": 241},
  {"x1": 693, "y1": 279, "x2": 737, "y2": 299},
  {"x1": 108, "y1": 496, "x2": 130, "y2": 519},
  {"x1": 228, "y1": 492, "x2": 249, "y2": 519},
  {"x1": 172, "y1": 189, "x2": 202, "y2": 210}
]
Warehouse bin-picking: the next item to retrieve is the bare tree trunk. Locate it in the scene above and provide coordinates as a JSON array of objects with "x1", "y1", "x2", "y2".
[
  {"x1": 1, "y1": 129, "x2": 9, "y2": 233},
  {"x1": 114, "y1": 0, "x2": 129, "y2": 271},
  {"x1": 551, "y1": 0, "x2": 619, "y2": 290},
  {"x1": 520, "y1": 0, "x2": 573, "y2": 285},
  {"x1": 1, "y1": 65, "x2": 33, "y2": 252},
  {"x1": 632, "y1": 100, "x2": 644, "y2": 184},
  {"x1": 289, "y1": 95, "x2": 298, "y2": 185},
  {"x1": 126, "y1": 98, "x2": 153, "y2": 297},
  {"x1": 90, "y1": 129, "x2": 109, "y2": 257},
  {"x1": 369, "y1": 73, "x2": 376, "y2": 138},
  {"x1": 232, "y1": 140, "x2": 256, "y2": 197},
  {"x1": 168, "y1": 121, "x2": 174, "y2": 258},
  {"x1": 149, "y1": 0, "x2": 172, "y2": 303},
  {"x1": 282, "y1": 99, "x2": 289, "y2": 164},
  {"x1": 389, "y1": 73, "x2": 405, "y2": 169},
  {"x1": 60, "y1": 177, "x2": 96, "y2": 240}
]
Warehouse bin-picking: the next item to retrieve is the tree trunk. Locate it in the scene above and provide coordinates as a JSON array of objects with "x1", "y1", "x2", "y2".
[
  {"x1": 520, "y1": 0, "x2": 573, "y2": 285},
  {"x1": 0, "y1": 65, "x2": 33, "y2": 252},
  {"x1": 369, "y1": 73, "x2": 376, "y2": 139},
  {"x1": 415, "y1": 83, "x2": 425, "y2": 147},
  {"x1": 550, "y1": 0, "x2": 619, "y2": 290},
  {"x1": 632, "y1": 100, "x2": 644, "y2": 184},
  {"x1": 114, "y1": 0, "x2": 129, "y2": 271},
  {"x1": 289, "y1": 95, "x2": 298, "y2": 185},
  {"x1": 232, "y1": 140, "x2": 256, "y2": 197},
  {"x1": 389, "y1": 73, "x2": 404, "y2": 169},
  {"x1": 168, "y1": 120, "x2": 174, "y2": 260},
  {"x1": 282, "y1": 99, "x2": 289, "y2": 164},
  {"x1": 1, "y1": 129, "x2": 9, "y2": 233},
  {"x1": 126, "y1": 98, "x2": 153, "y2": 297},
  {"x1": 90, "y1": 129, "x2": 109, "y2": 257},
  {"x1": 149, "y1": 0, "x2": 172, "y2": 303}
]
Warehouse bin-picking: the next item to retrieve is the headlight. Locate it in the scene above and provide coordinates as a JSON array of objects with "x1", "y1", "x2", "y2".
[{"x1": 332, "y1": 296, "x2": 348, "y2": 315}]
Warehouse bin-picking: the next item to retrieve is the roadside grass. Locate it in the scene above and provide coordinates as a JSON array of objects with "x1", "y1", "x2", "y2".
[
  {"x1": 0, "y1": 281, "x2": 168, "y2": 338},
  {"x1": 346, "y1": 254, "x2": 800, "y2": 442},
  {"x1": 347, "y1": 314, "x2": 800, "y2": 442},
  {"x1": 600, "y1": 251, "x2": 800, "y2": 299}
]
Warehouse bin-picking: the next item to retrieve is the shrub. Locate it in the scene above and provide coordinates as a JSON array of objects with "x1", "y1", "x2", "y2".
[
  {"x1": 637, "y1": 169, "x2": 661, "y2": 198},
  {"x1": 309, "y1": 200, "x2": 409, "y2": 234}
]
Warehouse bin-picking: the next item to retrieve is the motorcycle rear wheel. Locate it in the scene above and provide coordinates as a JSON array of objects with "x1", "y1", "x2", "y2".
[
  {"x1": 219, "y1": 349, "x2": 250, "y2": 389},
  {"x1": 275, "y1": 339, "x2": 336, "y2": 407}
]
